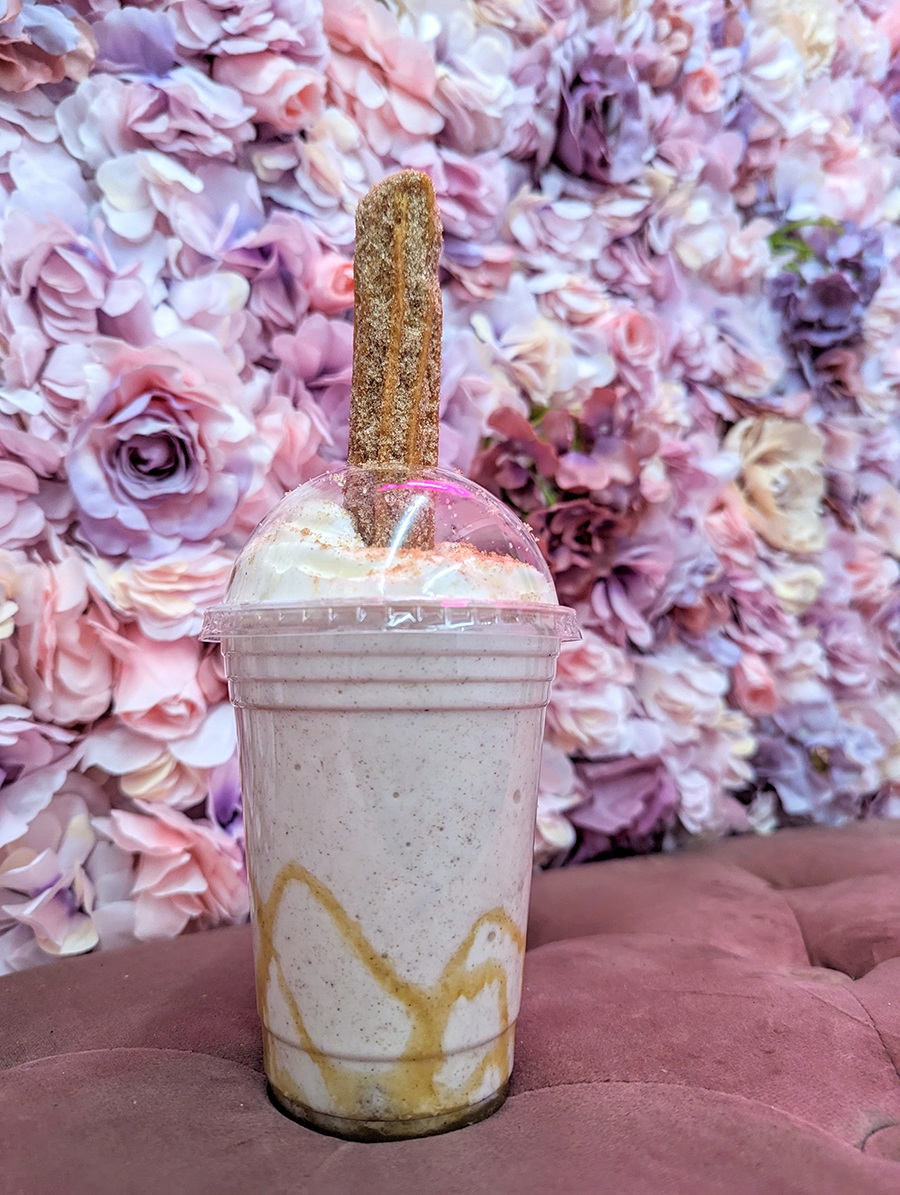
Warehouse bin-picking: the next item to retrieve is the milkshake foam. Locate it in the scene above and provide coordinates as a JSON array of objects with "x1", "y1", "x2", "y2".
[{"x1": 227, "y1": 498, "x2": 557, "y2": 605}]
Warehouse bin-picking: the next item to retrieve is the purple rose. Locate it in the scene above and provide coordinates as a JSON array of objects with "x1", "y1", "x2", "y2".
[
  {"x1": 68, "y1": 333, "x2": 266, "y2": 559},
  {"x1": 773, "y1": 271, "x2": 866, "y2": 353},
  {"x1": 528, "y1": 497, "x2": 639, "y2": 606}
]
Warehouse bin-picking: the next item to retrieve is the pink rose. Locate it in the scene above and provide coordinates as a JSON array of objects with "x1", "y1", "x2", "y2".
[
  {"x1": 106, "y1": 630, "x2": 225, "y2": 745},
  {"x1": 733, "y1": 652, "x2": 779, "y2": 716},
  {"x1": 1, "y1": 553, "x2": 115, "y2": 727},
  {"x1": 309, "y1": 252, "x2": 354, "y2": 315},
  {"x1": 214, "y1": 51, "x2": 325, "y2": 133},
  {"x1": 682, "y1": 64, "x2": 724, "y2": 113},
  {"x1": 94, "y1": 545, "x2": 234, "y2": 643},
  {"x1": 705, "y1": 486, "x2": 760, "y2": 574},
  {"x1": 96, "y1": 803, "x2": 248, "y2": 940},
  {"x1": 600, "y1": 307, "x2": 662, "y2": 380}
]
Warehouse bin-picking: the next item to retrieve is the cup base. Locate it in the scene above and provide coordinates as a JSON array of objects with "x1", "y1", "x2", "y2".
[{"x1": 267, "y1": 1077, "x2": 511, "y2": 1142}]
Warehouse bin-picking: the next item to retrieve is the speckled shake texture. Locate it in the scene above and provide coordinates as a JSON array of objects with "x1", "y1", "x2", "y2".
[
  {"x1": 226, "y1": 628, "x2": 560, "y2": 1140},
  {"x1": 346, "y1": 171, "x2": 442, "y2": 550}
]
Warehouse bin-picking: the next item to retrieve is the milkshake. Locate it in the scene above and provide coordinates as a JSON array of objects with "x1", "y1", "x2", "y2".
[
  {"x1": 203, "y1": 170, "x2": 577, "y2": 1139},
  {"x1": 203, "y1": 467, "x2": 577, "y2": 1139}
]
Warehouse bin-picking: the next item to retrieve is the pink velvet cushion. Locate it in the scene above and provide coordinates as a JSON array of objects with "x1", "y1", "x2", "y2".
[{"x1": 2, "y1": 823, "x2": 900, "y2": 1194}]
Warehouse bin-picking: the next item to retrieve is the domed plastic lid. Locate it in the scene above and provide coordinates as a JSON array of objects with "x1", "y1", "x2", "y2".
[{"x1": 201, "y1": 466, "x2": 579, "y2": 640}]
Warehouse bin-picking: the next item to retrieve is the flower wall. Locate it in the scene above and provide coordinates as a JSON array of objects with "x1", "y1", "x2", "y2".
[{"x1": 1, "y1": 0, "x2": 898, "y2": 971}]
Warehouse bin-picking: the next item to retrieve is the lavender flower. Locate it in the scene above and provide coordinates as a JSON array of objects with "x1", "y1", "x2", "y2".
[
  {"x1": 554, "y1": 46, "x2": 651, "y2": 184},
  {"x1": 771, "y1": 222, "x2": 885, "y2": 390},
  {"x1": 569, "y1": 756, "x2": 678, "y2": 863},
  {"x1": 754, "y1": 701, "x2": 885, "y2": 824}
]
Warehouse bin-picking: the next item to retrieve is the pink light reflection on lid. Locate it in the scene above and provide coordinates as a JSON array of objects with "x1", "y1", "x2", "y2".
[{"x1": 378, "y1": 478, "x2": 471, "y2": 498}]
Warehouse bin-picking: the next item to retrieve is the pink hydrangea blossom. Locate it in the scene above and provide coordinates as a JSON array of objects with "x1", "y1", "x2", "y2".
[
  {"x1": 534, "y1": 743, "x2": 582, "y2": 864},
  {"x1": 168, "y1": 0, "x2": 327, "y2": 68},
  {"x1": 0, "y1": 0, "x2": 95, "y2": 93},
  {"x1": 323, "y1": 0, "x2": 443, "y2": 157},
  {"x1": 0, "y1": 551, "x2": 115, "y2": 727},
  {"x1": 258, "y1": 106, "x2": 382, "y2": 251},
  {"x1": 237, "y1": 388, "x2": 331, "y2": 533},
  {"x1": 96, "y1": 802, "x2": 248, "y2": 940},
  {"x1": 223, "y1": 211, "x2": 320, "y2": 333},
  {"x1": 422, "y1": 4, "x2": 522, "y2": 156},
  {"x1": 118, "y1": 68, "x2": 256, "y2": 160},
  {"x1": 270, "y1": 312, "x2": 353, "y2": 460},
  {"x1": 214, "y1": 51, "x2": 325, "y2": 134},
  {"x1": 1, "y1": 208, "x2": 149, "y2": 345},
  {"x1": 0, "y1": 773, "x2": 134, "y2": 974},
  {"x1": 546, "y1": 631, "x2": 637, "y2": 756}
]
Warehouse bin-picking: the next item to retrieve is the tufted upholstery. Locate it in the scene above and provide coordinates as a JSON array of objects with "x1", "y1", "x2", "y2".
[{"x1": 2, "y1": 822, "x2": 900, "y2": 1194}]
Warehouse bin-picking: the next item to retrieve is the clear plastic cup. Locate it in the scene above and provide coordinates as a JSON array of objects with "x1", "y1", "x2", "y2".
[{"x1": 202, "y1": 467, "x2": 578, "y2": 1141}]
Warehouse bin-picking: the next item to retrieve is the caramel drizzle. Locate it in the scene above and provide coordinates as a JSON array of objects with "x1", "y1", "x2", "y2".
[{"x1": 254, "y1": 862, "x2": 523, "y2": 1120}]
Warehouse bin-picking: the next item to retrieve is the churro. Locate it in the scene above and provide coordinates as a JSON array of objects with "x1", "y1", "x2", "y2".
[{"x1": 346, "y1": 171, "x2": 443, "y2": 547}]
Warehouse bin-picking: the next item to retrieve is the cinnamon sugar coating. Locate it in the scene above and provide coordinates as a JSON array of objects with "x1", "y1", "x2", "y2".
[
  {"x1": 347, "y1": 171, "x2": 443, "y2": 547},
  {"x1": 347, "y1": 171, "x2": 442, "y2": 472}
]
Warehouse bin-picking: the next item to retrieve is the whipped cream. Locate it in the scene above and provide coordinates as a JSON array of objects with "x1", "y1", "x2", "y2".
[{"x1": 228, "y1": 499, "x2": 556, "y2": 605}]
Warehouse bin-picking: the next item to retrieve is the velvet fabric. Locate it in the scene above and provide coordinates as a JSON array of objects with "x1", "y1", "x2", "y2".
[{"x1": 2, "y1": 823, "x2": 900, "y2": 1194}]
